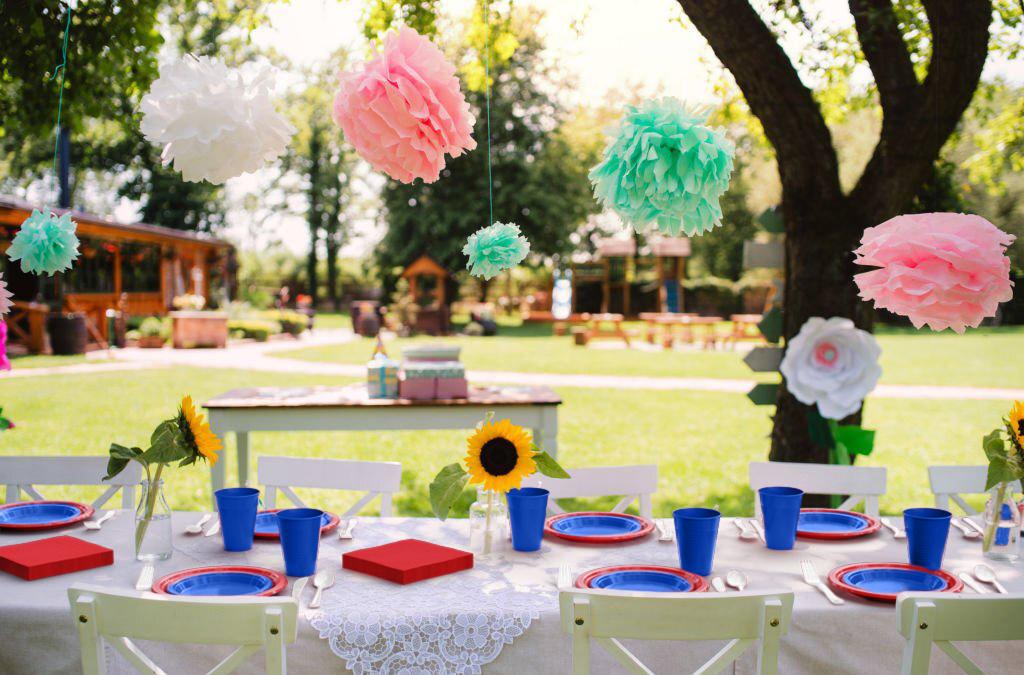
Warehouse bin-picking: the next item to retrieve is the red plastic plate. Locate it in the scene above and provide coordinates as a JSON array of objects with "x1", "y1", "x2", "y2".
[
  {"x1": 0, "y1": 501, "x2": 94, "y2": 531},
  {"x1": 544, "y1": 512, "x2": 655, "y2": 544},
  {"x1": 576, "y1": 565, "x2": 708, "y2": 592},
  {"x1": 253, "y1": 509, "x2": 341, "y2": 540},
  {"x1": 152, "y1": 566, "x2": 287, "y2": 597},
  {"x1": 797, "y1": 508, "x2": 882, "y2": 540},
  {"x1": 828, "y1": 562, "x2": 962, "y2": 603}
]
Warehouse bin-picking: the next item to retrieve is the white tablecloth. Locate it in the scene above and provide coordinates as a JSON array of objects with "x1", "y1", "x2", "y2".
[{"x1": 0, "y1": 512, "x2": 1021, "y2": 674}]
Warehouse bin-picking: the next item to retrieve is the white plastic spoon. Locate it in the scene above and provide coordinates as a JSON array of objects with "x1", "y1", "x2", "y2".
[
  {"x1": 185, "y1": 513, "x2": 212, "y2": 535},
  {"x1": 726, "y1": 570, "x2": 748, "y2": 591},
  {"x1": 973, "y1": 563, "x2": 1007, "y2": 594}
]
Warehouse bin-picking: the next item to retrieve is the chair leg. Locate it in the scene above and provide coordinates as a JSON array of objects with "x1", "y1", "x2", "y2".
[
  {"x1": 265, "y1": 607, "x2": 286, "y2": 675},
  {"x1": 571, "y1": 597, "x2": 592, "y2": 675},
  {"x1": 757, "y1": 598, "x2": 783, "y2": 675},
  {"x1": 74, "y1": 595, "x2": 108, "y2": 675},
  {"x1": 901, "y1": 602, "x2": 935, "y2": 675}
]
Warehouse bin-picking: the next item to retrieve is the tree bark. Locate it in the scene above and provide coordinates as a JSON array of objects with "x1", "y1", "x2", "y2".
[{"x1": 675, "y1": 0, "x2": 992, "y2": 463}]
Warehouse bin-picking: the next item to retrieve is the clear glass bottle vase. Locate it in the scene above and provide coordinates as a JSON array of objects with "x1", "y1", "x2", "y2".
[
  {"x1": 134, "y1": 479, "x2": 172, "y2": 561},
  {"x1": 982, "y1": 481, "x2": 1020, "y2": 562},
  {"x1": 468, "y1": 487, "x2": 507, "y2": 555}
]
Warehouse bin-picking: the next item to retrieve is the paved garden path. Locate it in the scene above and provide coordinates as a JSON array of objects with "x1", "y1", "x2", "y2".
[{"x1": 7, "y1": 329, "x2": 1023, "y2": 401}]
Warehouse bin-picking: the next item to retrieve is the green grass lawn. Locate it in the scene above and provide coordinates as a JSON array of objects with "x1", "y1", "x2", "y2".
[
  {"x1": 7, "y1": 353, "x2": 92, "y2": 369},
  {"x1": 272, "y1": 322, "x2": 1024, "y2": 389},
  {"x1": 0, "y1": 365, "x2": 1004, "y2": 517}
]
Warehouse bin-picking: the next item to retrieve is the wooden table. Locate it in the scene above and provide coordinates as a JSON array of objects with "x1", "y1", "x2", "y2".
[
  {"x1": 577, "y1": 313, "x2": 631, "y2": 346},
  {"x1": 639, "y1": 312, "x2": 698, "y2": 343},
  {"x1": 727, "y1": 313, "x2": 765, "y2": 345},
  {"x1": 203, "y1": 384, "x2": 561, "y2": 505},
  {"x1": 654, "y1": 315, "x2": 723, "y2": 348}
]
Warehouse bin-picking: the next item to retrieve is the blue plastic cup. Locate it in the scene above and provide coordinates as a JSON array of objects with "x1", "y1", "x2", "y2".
[
  {"x1": 904, "y1": 507, "x2": 951, "y2": 570},
  {"x1": 507, "y1": 488, "x2": 549, "y2": 552},
  {"x1": 277, "y1": 508, "x2": 323, "y2": 577},
  {"x1": 759, "y1": 486, "x2": 804, "y2": 550},
  {"x1": 673, "y1": 507, "x2": 721, "y2": 576},
  {"x1": 214, "y1": 487, "x2": 260, "y2": 552}
]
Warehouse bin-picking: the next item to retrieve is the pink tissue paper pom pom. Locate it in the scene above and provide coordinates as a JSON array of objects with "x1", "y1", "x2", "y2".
[
  {"x1": 333, "y1": 26, "x2": 476, "y2": 184},
  {"x1": 853, "y1": 212, "x2": 1015, "y2": 334}
]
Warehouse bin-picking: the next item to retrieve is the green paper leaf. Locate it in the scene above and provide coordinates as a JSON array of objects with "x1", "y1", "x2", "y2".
[
  {"x1": 533, "y1": 449, "x2": 570, "y2": 479},
  {"x1": 747, "y1": 383, "x2": 778, "y2": 405},
  {"x1": 807, "y1": 409, "x2": 833, "y2": 449},
  {"x1": 429, "y1": 463, "x2": 469, "y2": 521},
  {"x1": 833, "y1": 426, "x2": 875, "y2": 457},
  {"x1": 758, "y1": 307, "x2": 783, "y2": 343}
]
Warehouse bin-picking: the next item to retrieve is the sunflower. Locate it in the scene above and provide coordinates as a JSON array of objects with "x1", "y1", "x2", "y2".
[
  {"x1": 464, "y1": 418, "x2": 536, "y2": 493},
  {"x1": 1008, "y1": 400, "x2": 1024, "y2": 455},
  {"x1": 177, "y1": 395, "x2": 222, "y2": 466}
]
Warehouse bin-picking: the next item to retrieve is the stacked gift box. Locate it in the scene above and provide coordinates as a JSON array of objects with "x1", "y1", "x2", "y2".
[
  {"x1": 366, "y1": 335, "x2": 400, "y2": 399},
  {"x1": 399, "y1": 344, "x2": 468, "y2": 400}
]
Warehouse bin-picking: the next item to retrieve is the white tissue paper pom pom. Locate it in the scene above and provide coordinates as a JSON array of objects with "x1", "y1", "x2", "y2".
[{"x1": 140, "y1": 55, "x2": 295, "y2": 184}]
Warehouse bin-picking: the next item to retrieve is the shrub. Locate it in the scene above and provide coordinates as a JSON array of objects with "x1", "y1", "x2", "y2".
[
  {"x1": 257, "y1": 310, "x2": 307, "y2": 336},
  {"x1": 139, "y1": 317, "x2": 169, "y2": 338},
  {"x1": 227, "y1": 319, "x2": 279, "y2": 342},
  {"x1": 683, "y1": 277, "x2": 739, "y2": 316}
]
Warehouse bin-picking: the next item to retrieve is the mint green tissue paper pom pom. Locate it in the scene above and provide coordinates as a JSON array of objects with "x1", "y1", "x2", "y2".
[
  {"x1": 589, "y1": 98, "x2": 734, "y2": 237},
  {"x1": 7, "y1": 209, "x2": 80, "y2": 275},
  {"x1": 463, "y1": 222, "x2": 530, "y2": 280}
]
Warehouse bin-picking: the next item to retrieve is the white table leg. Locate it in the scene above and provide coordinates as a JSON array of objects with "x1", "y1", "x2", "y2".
[
  {"x1": 210, "y1": 447, "x2": 226, "y2": 509},
  {"x1": 236, "y1": 431, "x2": 250, "y2": 487},
  {"x1": 535, "y1": 407, "x2": 558, "y2": 458}
]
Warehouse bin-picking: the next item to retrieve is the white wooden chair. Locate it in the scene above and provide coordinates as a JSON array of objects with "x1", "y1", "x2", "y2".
[
  {"x1": 897, "y1": 592, "x2": 1024, "y2": 674},
  {"x1": 1, "y1": 456, "x2": 142, "y2": 509},
  {"x1": 928, "y1": 465, "x2": 1022, "y2": 515},
  {"x1": 68, "y1": 584, "x2": 297, "y2": 675},
  {"x1": 560, "y1": 586, "x2": 794, "y2": 674},
  {"x1": 521, "y1": 465, "x2": 658, "y2": 519},
  {"x1": 749, "y1": 461, "x2": 886, "y2": 518},
  {"x1": 258, "y1": 455, "x2": 402, "y2": 517}
]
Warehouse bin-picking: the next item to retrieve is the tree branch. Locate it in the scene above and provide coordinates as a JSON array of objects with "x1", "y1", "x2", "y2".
[
  {"x1": 675, "y1": 0, "x2": 842, "y2": 203},
  {"x1": 850, "y1": 0, "x2": 991, "y2": 223},
  {"x1": 848, "y1": 0, "x2": 919, "y2": 113}
]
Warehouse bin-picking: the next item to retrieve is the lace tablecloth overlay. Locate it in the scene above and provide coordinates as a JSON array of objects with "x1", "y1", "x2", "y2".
[{"x1": 308, "y1": 518, "x2": 657, "y2": 674}]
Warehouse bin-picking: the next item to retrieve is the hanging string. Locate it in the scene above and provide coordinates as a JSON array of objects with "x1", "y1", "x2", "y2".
[
  {"x1": 483, "y1": 0, "x2": 494, "y2": 228},
  {"x1": 47, "y1": 4, "x2": 72, "y2": 196}
]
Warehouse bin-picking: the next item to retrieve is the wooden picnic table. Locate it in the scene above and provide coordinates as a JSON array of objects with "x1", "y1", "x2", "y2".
[
  {"x1": 727, "y1": 313, "x2": 766, "y2": 345},
  {"x1": 639, "y1": 312, "x2": 698, "y2": 344},
  {"x1": 654, "y1": 314, "x2": 724, "y2": 348},
  {"x1": 203, "y1": 384, "x2": 561, "y2": 508}
]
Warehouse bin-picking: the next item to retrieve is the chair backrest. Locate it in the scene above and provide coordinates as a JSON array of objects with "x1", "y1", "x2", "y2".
[
  {"x1": 928, "y1": 465, "x2": 1022, "y2": 515},
  {"x1": 897, "y1": 592, "x2": 1024, "y2": 675},
  {"x1": 560, "y1": 587, "x2": 794, "y2": 675},
  {"x1": 68, "y1": 584, "x2": 298, "y2": 675},
  {"x1": 1, "y1": 456, "x2": 142, "y2": 509},
  {"x1": 521, "y1": 465, "x2": 658, "y2": 519},
  {"x1": 258, "y1": 455, "x2": 402, "y2": 517},
  {"x1": 749, "y1": 461, "x2": 886, "y2": 518}
]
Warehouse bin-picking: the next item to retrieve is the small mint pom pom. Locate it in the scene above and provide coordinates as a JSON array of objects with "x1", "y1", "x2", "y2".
[
  {"x1": 463, "y1": 222, "x2": 530, "y2": 280},
  {"x1": 7, "y1": 209, "x2": 80, "y2": 275}
]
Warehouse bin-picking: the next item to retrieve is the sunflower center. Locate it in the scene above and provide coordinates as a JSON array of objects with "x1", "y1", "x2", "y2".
[{"x1": 479, "y1": 438, "x2": 519, "y2": 476}]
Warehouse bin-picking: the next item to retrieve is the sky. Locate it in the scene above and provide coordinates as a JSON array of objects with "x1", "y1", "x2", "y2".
[{"x1": 104, "y1": 0, "x2": 1022, "y2": 257}]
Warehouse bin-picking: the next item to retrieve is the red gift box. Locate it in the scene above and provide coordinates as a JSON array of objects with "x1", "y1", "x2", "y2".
[
  {"x1": 343, "y1": 538, "x2": 473, "y2": 584},
  {"x1": 0, "y1": 535, "x2": 114, "y2": 581}
]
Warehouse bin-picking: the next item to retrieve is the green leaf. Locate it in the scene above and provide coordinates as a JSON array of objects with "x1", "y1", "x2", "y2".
[
  {"x1": 982, "y1": 429, "x2": 1006, "y2": 462},
  {"x1": 758, "y1": 307, "x2": 783, "y2": 343},
  {"x1": 429, "y1": 463, "x2": 469, "y2": 521},
  {"x1": 143, "y1": 420, "x2": 189, "y2": 465},
  {"x1": 985, "y1": 457, "x2": 1017, "y2": 491},
  {"x1": 833, "y1": 426, "x2": 875, "y2": 457},
  {"x1": 104, "y1": 443, "x2": 144, "y2": 480},
  {"x1": 533, "y1": 449, "x2": 570, "y2": 479},
  {"x1": 747, "y1": 383, "x2": 779, "y2": 406}
]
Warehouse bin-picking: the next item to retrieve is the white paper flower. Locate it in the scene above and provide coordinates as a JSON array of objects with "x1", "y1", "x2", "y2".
[
  {"x1": 0, "y1": 273, "x2": 12, "y2": 315},
  {"x1": 140, "y1": 55, "x2": 295, "y2": 184},
  {"x1": 779, "y1": 317, "x2": 882, "y2": 419}
]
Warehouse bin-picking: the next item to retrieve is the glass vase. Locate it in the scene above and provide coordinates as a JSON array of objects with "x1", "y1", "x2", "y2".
[
  {"x1": 982, "y1": 481, "x2": 1020, "y2": 562},
  {"x1": 134, "y1": 479, "x2": 172, "y2": 561},
  {"x1": 468, "y1": 487, "x2": 507, "y2": 556}
]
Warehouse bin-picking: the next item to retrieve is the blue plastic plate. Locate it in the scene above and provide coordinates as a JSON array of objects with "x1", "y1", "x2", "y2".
[
  {"x1": 592, "y1": 570, "x2": 692, "y2": 592},
  {"x1": 576, "y1": 565, "x2": 707, "y2": 592},
  {"x1": 253, "y1": 510, "x2": 338, "y2": 538},
  {"x1": 829, "y1": 563, "x2": 961, "y2": 602},
  {"x1": 545, "y1": 512, "x2": 657, "y2": 545},
  {"x1": 155, "y1": 567, "x2": 288, "y2": 597},
  {"x1": 797, "y1": 509, "x2": 881, "y2": 540},
  {"x1": 0, "y1": 501, "x2": 91, "y2": 529}
]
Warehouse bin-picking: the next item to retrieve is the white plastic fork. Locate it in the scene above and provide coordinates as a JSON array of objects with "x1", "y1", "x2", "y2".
[
  {"x1": 881, "y1": 517, "x2": 906, "y2": 539},
  {"x1": 657, "y1": 519, "x2": 675, "y2": 542},
  {"x1": 557, "y1": 563, "x2": 573, "y2": 589},
  {"x1": 800, "y1": 560, "x2": 844, "y2": 605},
  {"x1": 83, "y1": 511, "x2": 117, "y2": 531}
]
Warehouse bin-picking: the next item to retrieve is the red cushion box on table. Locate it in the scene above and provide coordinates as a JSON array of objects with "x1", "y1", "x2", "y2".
[
  {"x1": 0, "y1": 536, "x2": 114, "y2": 581},
  {"x1": 343, "y1": 539, "x2": 473, "y2": 584}
]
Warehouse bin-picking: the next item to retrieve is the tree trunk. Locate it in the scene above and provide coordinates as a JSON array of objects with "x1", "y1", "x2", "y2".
[
  {"x1": 306, "y1": 135, "x2": 322, "y2": 305},
  {"x1": 325, "y1": 227, "x2": 339, "y2": 311}
]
